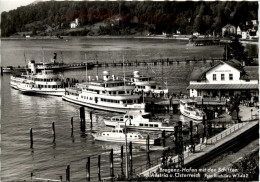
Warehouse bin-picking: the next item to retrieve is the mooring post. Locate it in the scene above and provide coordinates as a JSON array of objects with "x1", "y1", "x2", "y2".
[
  {"x1": 90, "y1": 111, "x2": 93, "y2": 130},
  {"x1": 66, "y1": 165, "x2": 70, "y2": 182},
  {"x1": 30, "y1": 128, "x2": 33, "y2": 149},
  {"x1": 110, "y1": 149, "x2": 114, "y2": 179},
  {"x1": 86, "y1": 157, "x2": 90, "y2": 181},
  {"x1": 71, "y1": 117, "x2": 74, "y2": 136},
  {"x1": 162, "y1": 130, "x2": 166, "y2": 147},
  {"x1": 52, "y1": 121, "x2": 56, "y2": 142},
  {"x1": 120, "y1": 145, "x2": 124, "y2": 177},
  {"x1": 203, "y1": 115, "x2": 207, "y2": 139},
  {"x1": 129, "y1": 141, "x2": 133, "y2": 177},
  {"x1": 190, "y1": 120, "x2": 195, "y2": 152},
  {"x1": 98, "y1": 155, "x2": 101, "y2": 181},
  {"x1": 80, "y1": 107, "x2": 86, "y2": 132},
  {"x1": 147, "y1": 135, "x2": 150, "y2": 165}
]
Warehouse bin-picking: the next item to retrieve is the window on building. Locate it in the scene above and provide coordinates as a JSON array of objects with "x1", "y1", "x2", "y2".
[
  {"x1": 213, "y1": 74, "x2": 216, "y2": 81},
  {"x1": 221, "y1": 74, "x2": 225, "y2": 81},
  {"x1": 229, "y1": 74, "x2": 233, "y2": 80}
]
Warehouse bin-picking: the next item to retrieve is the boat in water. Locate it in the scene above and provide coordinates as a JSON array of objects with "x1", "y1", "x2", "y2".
[
  {"x1": 92, "y1": 127, "x2": 154, "y2": 145},
  {"x1": 11, "y1": 70, "x2": 66, "y2": 96},
  {"x1": 10, "y1": 60, "x2": 65, "y2": 96},
  {"x1": 104, "y1": 111, "x2": 174, "y2": 132},
  {"x1": 179, "y1": 99, "x2": 205, "y2": 120},
  {"x1": 62, "y1": 71, "x2": 146, "y2": 113},
  {"x1": 126, "y1": 71, "x2": 168, "y2": 96}
]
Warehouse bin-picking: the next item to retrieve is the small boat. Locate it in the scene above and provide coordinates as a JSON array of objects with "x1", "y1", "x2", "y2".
[
  {"x1": 62, "y1": 71, "x2": 146, "y2": 113},
  {"x1": 11, "y1": 70, "x2": 66, "y2": 96},
  {"x1": 92, "y1": 127, "x2": 154, "y2": 145},
  {"x1": 104, "y1": 111, "x2": 174, "y2": 132},
  {"x1": 125, "y1": 71, "x2": 168, "y2": 95},
  {"x1": 2, "y1": 66, "x2": 14, "y2": 73},
  {"x1": 179, "y1": 99, "x2": 205, "y2": 120}
]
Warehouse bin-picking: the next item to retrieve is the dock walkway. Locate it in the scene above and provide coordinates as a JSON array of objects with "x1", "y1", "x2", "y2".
[{"x1": 138, "y1": 118, "x2": 258, "y2": 177}]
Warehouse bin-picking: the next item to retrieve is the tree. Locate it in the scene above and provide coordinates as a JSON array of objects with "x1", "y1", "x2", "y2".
[{"x1": 223, "y1": 38, "x2": 248, "y2": 63}]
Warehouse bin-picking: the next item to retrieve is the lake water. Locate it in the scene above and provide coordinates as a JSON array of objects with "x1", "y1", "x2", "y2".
[{"x1": 0, "y1": 38, "x2": 257, "y2": 181}]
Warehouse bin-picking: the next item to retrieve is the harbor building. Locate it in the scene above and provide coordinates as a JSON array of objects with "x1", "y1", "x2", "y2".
[{"x1": 187, "y1": 59, "x2": 258, "y2": 100}]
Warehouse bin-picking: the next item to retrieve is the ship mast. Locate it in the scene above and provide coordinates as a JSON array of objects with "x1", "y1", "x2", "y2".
[
  {"x1": 85, "y1": 52, "x2": 88, "y2": 82},
  {"x1": 123, "y1": 55, "x2": 126, "y2": 93}
]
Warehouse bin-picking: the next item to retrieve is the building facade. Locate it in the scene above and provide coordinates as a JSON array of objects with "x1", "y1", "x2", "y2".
[
  {"x1": 70, "y1": 18, "x2": 79, "y2": 29},
  {"x1": 222, "y1": 24, "x2": 236, "y2": 36},
  {"x1": 187, "y1": 60, "x2": 258, "y2": 100}
]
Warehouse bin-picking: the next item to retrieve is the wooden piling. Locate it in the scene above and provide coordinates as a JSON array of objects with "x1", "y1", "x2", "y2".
[
  {"x1": 52, "y1": 121, "x2": 56, "y2": 142},
  {"x1": 98, "y1": 155, "x2": 101, "y2": 181},
  {"x1": 110, "y1": 149, "x2": 114, "y2": 179},
  {"x1": 162, "y1": 130, "x2": 166, "y2": 147},
  {"x1": 66, "y1": 165, "x2": 70, "y2": 182},
  {"x1": 80, "y1": 107, "x2": 86, "y2": 132},
  {"x1": 129, "y1": 142, "x2": 133, "y2": 177},
  {"x1": 30, "y1": 128, "x2": 33, "y2": 149},
  {"x1": 71, "y1": 117, "x2": 74, "y2": 136},
  {"x1": 203, "y1": 115, "x2": 207, "y2": 138},
  {"x1": 86, "y1": 157, "x2": 90, "y2": 181},
  {"x1": 146, "y1": 135, "x2": 150, "y2": 165},
  {"x1": 90, "y1": 111, "x2": 93, "y2": 130},
  {"x1": 190, "y1": 120, "x2": 195, "y2": 152},
  {"x1": 120, "y1": 145, "x2": 124, "y2": 176}
]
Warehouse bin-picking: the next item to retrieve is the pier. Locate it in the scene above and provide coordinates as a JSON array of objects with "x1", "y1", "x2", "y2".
[
  {"x1": 135, "y1": 113, "x2": 259, "y2": 178},
  {"x1": 1, "y1": 57, "x2": 225, "y2": 74}
]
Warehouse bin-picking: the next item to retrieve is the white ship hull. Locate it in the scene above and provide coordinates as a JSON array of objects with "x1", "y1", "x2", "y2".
[
  {"x1": 19, "y1": 87, "x2": 65, "y2": 96},
  {"x1": 104, "y1": 120, "x2": 174, "y2": 132},
  {"x1": 92, "y1": 134, "x2": 154, "y2": 145},
  {"x1": 179, "y1": 104, "x2": 203, "y2": 121},
  {"x1": 62, "y1": 95, "x2": 145, "y2": 113}
]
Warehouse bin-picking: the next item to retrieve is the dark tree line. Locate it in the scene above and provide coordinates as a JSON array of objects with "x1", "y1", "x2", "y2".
[{"x1": 1, "y1": 1, "x2": 258, "y2": 37}]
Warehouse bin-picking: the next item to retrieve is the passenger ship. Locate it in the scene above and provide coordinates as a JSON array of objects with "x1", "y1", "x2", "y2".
[
  {"x1": 92, "y1": 127, "x2": 154, "y2": 145},
  {"x1": 128, "y1": 71, "x2": 168, "y2": 95},
  {"x1": 62, "y1": 71, "x2": 146, "y2": 113},
  {"x1": 104, "y1": 111, "x2": 174, "y2": 132},
  {"x1": 10, "y1": 60, "x2": 65, "y2": 96},
  {"x1": 179, "y1": 99, "x2": 205, "y2": 120}
]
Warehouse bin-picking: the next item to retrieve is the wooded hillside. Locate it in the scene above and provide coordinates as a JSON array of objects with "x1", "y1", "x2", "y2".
[{"x1": 1, "y1": 1, "x2": 258, "y2": 37}]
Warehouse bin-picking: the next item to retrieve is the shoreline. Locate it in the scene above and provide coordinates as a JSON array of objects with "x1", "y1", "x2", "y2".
[{"x1": 1, "y1": 35, "x2": 258, "y2": 45}]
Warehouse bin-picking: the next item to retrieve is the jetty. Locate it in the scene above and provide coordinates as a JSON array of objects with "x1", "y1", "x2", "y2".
[{"x1": 133, "y1": 105, "x2": 259, "y2": 178}]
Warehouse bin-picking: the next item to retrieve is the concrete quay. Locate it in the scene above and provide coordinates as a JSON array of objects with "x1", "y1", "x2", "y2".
[{"x1": 139, "y1": 116, "x2": 258, "y2": 177}]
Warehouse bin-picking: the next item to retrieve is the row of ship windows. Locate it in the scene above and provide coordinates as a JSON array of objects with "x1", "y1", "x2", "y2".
[
  {"x1": 81, "y1": 95, "x2": 93, "y2": 100},
  {"x1": 102, "y1": 133, "x2": 138, "y2": 138},
  {"x1": 139, "y1": 123, "x2": 159, "y2": 127},
  {"x1": 25, "y1": 84, "x2": 62, "y2": 88},
  {"x1": 78, "y1": 95, "x2": 138, "y2": 104},
  {"x1": 29, "y1": 78, "x2": 61, "y2": 82},
  {"x1": 135, "y1": 85, "x2": 156, "y2": 89},
  {"x1": 102, "y1": 82, "x2": 132, "y2": 87}
]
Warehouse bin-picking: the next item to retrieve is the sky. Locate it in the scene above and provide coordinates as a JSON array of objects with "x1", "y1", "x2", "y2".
[{"x1": 0, "y1": 0, "x2": 36, "y2": 14}]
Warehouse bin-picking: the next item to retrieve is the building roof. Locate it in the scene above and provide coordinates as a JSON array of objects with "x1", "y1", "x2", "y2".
[
  {"x1": 189, "y1": 67, "x2": 210, "y2": 81},
  {"x1": 189, "y1": 60, "x2": 243, "y2": 81},
  {"x1": 187, "y1": 84, "x2": 258, "y2": 90},
  {"x1": 222, "y1": 24, "x2": 236, "y2": 29},
  {"x1": 243, "y1": 66, "x2": 259, "y2": 80}
]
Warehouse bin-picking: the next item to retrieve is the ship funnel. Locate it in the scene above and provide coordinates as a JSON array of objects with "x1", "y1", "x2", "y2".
[
  {"x1": 28, "y1": 60, "x2": 36, "y2": 74},
  {"x1": 52, "y1": 53, "x2": 57, "y2": 63},
  {"x1": 133, "y1": 71, "x2": 140, "y2": 77},
  {"x1": 103, "y1": 71, "x2": 110, "y2": 81}
]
